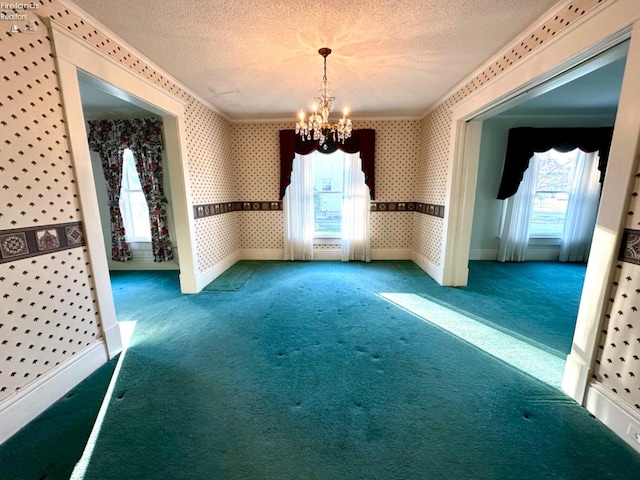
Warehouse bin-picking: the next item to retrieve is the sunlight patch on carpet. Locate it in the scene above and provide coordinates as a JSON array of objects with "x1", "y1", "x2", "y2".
[
  {"x1": 70, "y1": 321, "x2": 136, "y2": 480},
  {"x1": 202, "y1": 262, "x2": 262, "y2": 292},
  {"x1": 378, "y1": 293, "x2": 564, "y2": 389}
]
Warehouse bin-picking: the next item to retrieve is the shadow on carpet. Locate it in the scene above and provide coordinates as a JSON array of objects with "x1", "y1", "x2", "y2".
[{"x1": 202, "y1": 260, "x2": 265, "y2": 291}]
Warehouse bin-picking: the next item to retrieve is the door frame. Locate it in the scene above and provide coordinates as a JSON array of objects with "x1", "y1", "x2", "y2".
[
  {"x1": 440, "y1": 1, "x2": 640, "y2": 439},
  {"x1": 47, "y1": 18, "x2": 200, "y2": 354}
]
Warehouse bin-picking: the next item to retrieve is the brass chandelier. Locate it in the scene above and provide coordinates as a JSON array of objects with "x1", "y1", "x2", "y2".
[{"x1": 295, "y1": 47, "x2": 352, "y2": 147}]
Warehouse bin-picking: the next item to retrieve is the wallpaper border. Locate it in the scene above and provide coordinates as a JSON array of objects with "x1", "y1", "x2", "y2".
[
  {"x1": 619, "y1": 228, "x2": 640, "y2": 265},
  {"x1": 193, "y1": 201, "x2": 445, "y2": 219},
  {"x1": 0, "y1": 222, "x2": 85, "y2": 265}
]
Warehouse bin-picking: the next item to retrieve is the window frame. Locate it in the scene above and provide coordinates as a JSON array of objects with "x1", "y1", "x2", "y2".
[{"x1": 528, "y1": 149, "x2": 578, "y2": 240}]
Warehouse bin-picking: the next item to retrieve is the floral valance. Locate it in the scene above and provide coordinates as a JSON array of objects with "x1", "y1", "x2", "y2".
[
  {"x1": 87, "y1": 118, "x2": 164, "y2": 154},
  {"x1": 279, "y1": 129, "x2": 376, "y2": 200},
  {"x1": 497, "y1": 127, "x2": 614, "y2": 200}
]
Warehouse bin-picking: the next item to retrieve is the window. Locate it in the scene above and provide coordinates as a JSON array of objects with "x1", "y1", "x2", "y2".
[
  {"x1": 119, "y1": 149, "x2": 151, "y2": 242},
  {"x1": 313, "y1": 150, "x2": 344, "y2": 236},
  {"x1": 529, "y1": 149, "x2": 579, "y2": 238}
]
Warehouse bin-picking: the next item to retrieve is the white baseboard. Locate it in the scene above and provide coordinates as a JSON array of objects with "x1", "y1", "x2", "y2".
[
  {"x1": 108, "y1": 260, "x2": 180, "y2": 270},
  {"x1": 193, "y1": 250, "x2": 241, "y2": 293},
  {"x1": 0, "y1": 340, "x2": 109, "y2": 445},
  {"x1": 525, "y1": 249, "x2": 560, "y2": 261},
  {"x1": 313, "y1": 249, "x2": 341, "y2": 260},
  {"x1": 372, "y1": 249, "x2": 412, "y2": 260},
  {"x1": 108, "y1": 244, "x2": 180, "y2": 271},
  {"x1": 562, "y1": 352, "x2": 591, "y2": 404},
  {"x1": 469, "y1": 249, "x2": 498, "y2": 260},
  {"x1": 584, "y1": 382, "x2": 640, "y2": 454},
  {"x1": 239, "y1": 249, "x2": 284, "y2": 260},
  {"x1": 102, "y1": 321, "x2": 124, "y2": 360},
  {"x1": 237, "y1": 248, "x2": 412, "y2": 261},
  {"x1": 469, "y1": 246, "x2": 561, "y2": 261},
  {"x1": 412, "y1": 250, "x2": 443, "y2": 283}
]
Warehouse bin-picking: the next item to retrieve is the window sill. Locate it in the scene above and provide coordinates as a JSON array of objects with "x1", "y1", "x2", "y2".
[
  {"x1": 528, "y1": 237, "x2": 561, "y2": 245},
  {"x1": 314, "y1": 235, "x2": 342, "y2": 243}
]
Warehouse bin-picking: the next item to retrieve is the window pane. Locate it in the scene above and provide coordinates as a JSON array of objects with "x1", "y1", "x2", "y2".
[
  {"x1": 119, "y1": 149, "x2": 151, "y2": 242},
  {"x1": 530, "y1": 192, "x2": 568, "y2": 237},
  {"x1": 529, "y1": 149, "x2": 578, "y2": 238},
  {"x1": 535, "y1": 149, "x2": 576, "y2": 192},
  {"x1": 128, "y1": 191, "x2": 152, "y2": 239},
  {"x1": 314, "y1": 154, "x2": 343, "y2": 191},
  {"x1": 313, "y1": 151, "x2": 344, "y2": 235},
  {"x1": 122, "y1": 149, "x2": 142, "y2": 190},
  {"x1": 315, "y1": 192, "x2": 342, "y2": 233}
]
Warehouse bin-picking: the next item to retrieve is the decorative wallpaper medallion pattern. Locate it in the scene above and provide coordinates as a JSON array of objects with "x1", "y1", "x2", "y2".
[
  {"x1": 0, "y1": 222, "x2": 85, "y2": 264},
  {"x1": 193, "y1": 201, "x2": 444, "y2": 219}
]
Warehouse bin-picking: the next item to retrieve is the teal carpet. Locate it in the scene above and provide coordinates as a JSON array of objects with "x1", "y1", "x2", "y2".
[
  {"x1": 3, "y1": 260, "x2": 639, "y2": 479},
  {"x1": 423, "y1": 260, "x2": 586, "y2": 355},
  {"x1": 202, "y1": 261, "x2": 265, "y2": 291},
  {"x1": 0, "y1": 358, "x2": 117, "y2": 480}
]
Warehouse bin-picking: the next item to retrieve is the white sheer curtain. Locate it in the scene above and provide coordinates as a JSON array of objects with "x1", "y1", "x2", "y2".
[
  {"x1": 284, "y1": 153, "x2": 314, "y2": 260},
  {"x1": 560, "y1": 150, "x2": 600, "y2": 262},
  {"x1": 341, "y1": 152, "x2": 371, "y2": 262},
  {"x1": 498, "y1": 156, "x2": 539, "y2": 262}
]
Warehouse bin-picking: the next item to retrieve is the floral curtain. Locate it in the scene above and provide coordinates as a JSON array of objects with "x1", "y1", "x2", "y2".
[
  {"x1": 87, "y1": 118, "x2": 174, "y2": 262},
  {"x1": 128, "y1": 119, "x2": 174, "y2": 262},
  {"x1": 87, "y1": 121, "x2": 132, "y2": 262}
]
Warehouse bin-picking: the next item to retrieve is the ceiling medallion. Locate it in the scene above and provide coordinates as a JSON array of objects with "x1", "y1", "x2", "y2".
[{"x1": 295, "y1": 47, "x2": 352, "y2": 149}]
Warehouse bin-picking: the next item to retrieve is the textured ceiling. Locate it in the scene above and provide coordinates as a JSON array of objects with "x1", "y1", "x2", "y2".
[{"x1": 69, "y1": 0, "x2": 562, "y2": 120}]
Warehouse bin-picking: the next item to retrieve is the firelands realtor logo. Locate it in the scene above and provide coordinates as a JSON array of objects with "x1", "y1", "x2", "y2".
[{"x1": 1, "y1": 2, "x2": 39, "y2": 34}]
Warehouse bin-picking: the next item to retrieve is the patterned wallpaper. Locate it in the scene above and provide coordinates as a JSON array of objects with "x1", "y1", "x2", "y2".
[
  {"x1": 592, "y1": 168, "x2": 640, "y2": 413},
  {"x1": 231, "y1": 120, "x2": 422, "y2": 251},
  {"x1": 0, "y1": 0, "x2": 237, "y2": 402},
  {"x1": 0, "y1": 3, "x2": 103, "y2": 401}
]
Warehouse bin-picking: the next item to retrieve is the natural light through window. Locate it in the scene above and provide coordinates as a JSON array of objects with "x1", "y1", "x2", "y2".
[
  {"x1": 120, "y1": 149, "x2": 151, "y2": 242},
  {"x1": 70, "y1": 321, "x2": 137, "y2": 480},
  {"x1": 530, "y1": 148, "x2": 579, "y2": 238},
  {"x1": 313, "y1": 150, "x2": 344, "y2": 236},
  {"x1": 377, "y1": 293, "x2": 564, "y2": 388}
]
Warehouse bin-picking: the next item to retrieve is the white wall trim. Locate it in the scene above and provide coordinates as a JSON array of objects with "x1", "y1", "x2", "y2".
[
  {"x1": 55, "y1": 0, "x2": 230, "y2": 121},
  {"x1": 372, "y1": 249, "x2": 412, "y2": 260},
  {"x1": 439, "y1": 1, "x2": 640, "y2": 422},
  {"x1": 412, "y1": 250, "x2": 444, "y2": 283},
  {"x1": 238, "y1": 248, "x2": 412, "y2": 261},
  {"x1": 239, "y1": 249, "x2": 285, "y2": 260},
  {"x1": 584, "y1": 382, "x2": 640, "y2": 454},
  {"x1": 469, "y1": 249, "x2": 498, "y2": 261},
  {"x1": 441, "y1": 120, "x2": 483, "y2": 286},
  {"x1": 47, "y1": 19, "x2": 199, "y2": 297},
  {"x1": 0, "y1": 341, "x2": 109, "y2": 445},
  {"x1": 194, "y1": 251, "x2": 241, "y2": 293},
  {"x1": 313, "y1": 250, "x2": 342, "y2": 261}
]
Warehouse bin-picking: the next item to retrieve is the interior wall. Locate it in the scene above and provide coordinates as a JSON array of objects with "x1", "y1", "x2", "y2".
[
  {"x1": 0, "y1": 0, "x2": 236, "y2": 407},
  {"x1": 232, "y1": 120, "x2": 421, "y2": 257},
  {"x1": 470, "y1": 114, "x2": 617, "y2": 260},
  {"x1": 414, "y1": 0, "x2": 612, "y2": 277},
  {"x1": 0, "y1": 8, "x2": 103, "y2": 404}
]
